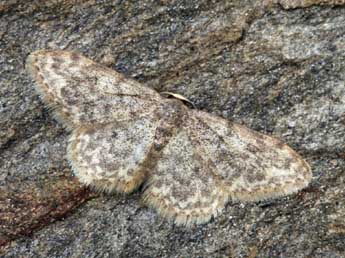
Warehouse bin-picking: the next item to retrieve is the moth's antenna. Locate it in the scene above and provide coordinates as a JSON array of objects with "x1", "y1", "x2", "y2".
[{"x1": 160, "y1": 91, "x2": 196, "y2": 109}]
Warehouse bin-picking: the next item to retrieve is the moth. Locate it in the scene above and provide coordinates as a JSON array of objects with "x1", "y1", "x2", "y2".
[{"x1": 26, "y1": 50, "x2": 312, "y2": 226}]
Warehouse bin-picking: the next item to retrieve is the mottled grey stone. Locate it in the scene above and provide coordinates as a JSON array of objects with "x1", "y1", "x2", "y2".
[{"x1": 1, "y1": 0, "x2": 345, "y2": 257}]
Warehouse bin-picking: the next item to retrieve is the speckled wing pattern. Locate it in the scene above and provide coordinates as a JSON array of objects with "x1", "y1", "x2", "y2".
[
  {"x1": 68, "y1": 114, "x2": 160, "y2": 193},
  {"x1": 26, "y1": 50, "x2": 312, "y2": 226},
  {"x1": 26, "y1": 50, "x2": 162, "y2": 129}
]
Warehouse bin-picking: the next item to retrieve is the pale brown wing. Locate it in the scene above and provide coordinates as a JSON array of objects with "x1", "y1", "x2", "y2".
[
  {"x1": 143, "y1": 108, "x2": 311, "y2": 225},
  {"x1": 187, "y1": 109, "x2": 311, "y2": 202},
  {"x1": 68, "y1": 112, "x2": 160, "y2": 194},
  {"x1": 143, "y1": 125, "x2": 228, "y2": 226},
  {"x1": 26, "y1": 50, "x2": 163, "y2": 128}
]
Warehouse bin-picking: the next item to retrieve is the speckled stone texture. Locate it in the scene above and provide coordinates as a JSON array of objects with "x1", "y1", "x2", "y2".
[{"x1": 0, "y1": 0, "x2": 344, "y2": 257}]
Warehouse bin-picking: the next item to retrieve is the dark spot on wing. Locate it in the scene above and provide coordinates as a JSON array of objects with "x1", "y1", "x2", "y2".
[
  {"x1": 70, "y1": 52, "x2": 81, "y2": 62},
  {"x1": 51, "y1": 63, "x2": 60, "y2": 70},
  {"x1": 254, "y1": 172, "x2": 266, "y2": 181},
  {"x1": 283, "y1": 157, "x2": 293, "y2": 170},
  {"x1": 52, "y1": 56, "x2": 63, "y2": 64},
  {"x1": 246, "y1": 143, "x2": 261, "y2": 153},
  {"x1": 255, "y1": 138, "x2": 266, "y2": 148}
]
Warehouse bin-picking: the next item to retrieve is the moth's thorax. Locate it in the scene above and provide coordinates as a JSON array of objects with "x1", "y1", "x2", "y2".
[
  {"x1": 149, "y1": 99, "x2": 188, "y2": 153},
  {"x1": 156, "y1": 98, "x2": 188, "y2": 122}
]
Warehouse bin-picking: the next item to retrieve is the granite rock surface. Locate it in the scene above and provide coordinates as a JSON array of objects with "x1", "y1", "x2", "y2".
[{"x1": 1, "y1": 0, "x2": 345, "y2": 257}]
